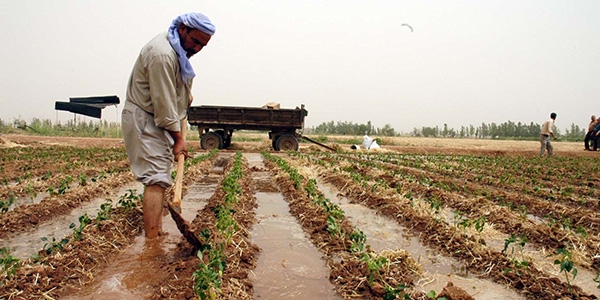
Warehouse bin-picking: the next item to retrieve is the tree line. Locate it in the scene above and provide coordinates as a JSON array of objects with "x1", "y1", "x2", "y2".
[
  {"x1": 309, "y1": 120, "x2": 585, "y2": 141},
  {"x1": 0, "y1": 117, "x2": 121, "y2": 138},
  {"x1": 1, "y1": 117, "x2": 586, "y2": 142}
]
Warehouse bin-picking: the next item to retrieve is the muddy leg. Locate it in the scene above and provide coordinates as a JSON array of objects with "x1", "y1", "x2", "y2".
[{"x1": 143, "y1": 185, "x2": 165, "y2": 238}]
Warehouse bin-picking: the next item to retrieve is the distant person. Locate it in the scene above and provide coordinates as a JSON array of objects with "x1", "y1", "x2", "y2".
[
  {"x1": 540, "y1": 112, "x2": 557, "y2": 157},
  {"x1": 592, "y1": 118, "x2": 600, "y2": 151},
  {"x1": 121, "y1": 12, "x2": 215, "y2": 238},
  {"x1": 585, "y1": 115, "x2": 598, "y2": 150},
  {"x1": 362, "y1": 135, "x2": 380, "y2": 150}
]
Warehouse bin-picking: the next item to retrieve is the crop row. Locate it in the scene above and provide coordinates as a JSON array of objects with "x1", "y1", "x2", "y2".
[
  {"x1": 262, "y1": 152, "x2": 434, "y2": 299},
  {"x1": 324, "y1": 151, "x2": 600, "y2": 266},
  {"x1": 0, "y1": 150, "x2": 218, "y2": 299},
  {"x1": 286, "y1": 150, "x2": 597, "y2": 299}
]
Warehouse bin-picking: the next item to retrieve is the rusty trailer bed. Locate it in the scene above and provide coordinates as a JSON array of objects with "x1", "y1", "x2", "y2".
[{"x1": 187, "y1": 104, "x2": 308, "y2": 151}]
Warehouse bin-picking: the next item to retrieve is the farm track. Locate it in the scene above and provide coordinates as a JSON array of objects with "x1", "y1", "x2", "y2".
[{"x1": 287, "y1": 151, "x2": 598, "y2": 299}]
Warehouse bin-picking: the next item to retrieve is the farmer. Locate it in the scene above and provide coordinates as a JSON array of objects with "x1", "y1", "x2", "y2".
[
  {"x1": 540, "y1": 112, "x2": 557, "y2": 157},
  {"x1": 121, "y1": 12, "x2": 215, "y2": 238},
  {"x1": 584, "y1": 115, "x2": 598, "y2": 150},
  {"x1": 592, "y1": 118, "x2": 600, "y2": 151}
]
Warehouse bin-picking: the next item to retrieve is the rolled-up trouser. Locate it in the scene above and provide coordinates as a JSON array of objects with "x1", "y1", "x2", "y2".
[
  {"x1": 540, "y1": 134, "x2": 553, "y2": 157},
  {"x1": 122, "y1": 101, "x2": 174, "y2": 188}
]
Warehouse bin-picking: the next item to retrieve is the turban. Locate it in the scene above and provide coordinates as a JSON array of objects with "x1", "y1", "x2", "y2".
[{"x1": 168, "y1": 12, "x2": 216, "y2": 82}]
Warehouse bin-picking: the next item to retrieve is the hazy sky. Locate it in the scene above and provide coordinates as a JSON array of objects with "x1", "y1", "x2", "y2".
[{"x1": 1, "y1": 1, "x2": 599, "y2": 134}]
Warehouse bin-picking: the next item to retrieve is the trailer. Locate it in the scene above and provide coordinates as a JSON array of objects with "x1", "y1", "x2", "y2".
[{"x1": 187, "y1": 104, "x2": 309, "y2": 151}]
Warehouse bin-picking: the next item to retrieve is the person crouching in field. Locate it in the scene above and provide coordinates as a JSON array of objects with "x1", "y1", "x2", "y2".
[
  {"x1": 584, "y1": 115, "x2": 597, "y2": 151},
  {"x1": 121, "y1": 12, "x2": 215, "y2": 238},
  {"x1": 540, "y1": 112, "x2": 557, "y2": 157}
]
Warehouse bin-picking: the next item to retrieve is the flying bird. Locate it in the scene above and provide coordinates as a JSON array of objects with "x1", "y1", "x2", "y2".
[{"x1": 401, "y1": 23, "x2": 414, "y2": 33}]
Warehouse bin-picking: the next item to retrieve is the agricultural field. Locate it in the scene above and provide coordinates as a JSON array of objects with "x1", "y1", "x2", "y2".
[{"x1": 0, "y1": 133, "x2": 599, "y2": 299}]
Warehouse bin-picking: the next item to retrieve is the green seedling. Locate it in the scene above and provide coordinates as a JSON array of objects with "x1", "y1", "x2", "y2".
[
  {"x1": 0, "y1": 194, "x2": 15, "y2": 213},
  {"x1": 0, "y1": 247, "x2": 20, "y2": 279},
  {"x1": 70, "y1": 213, "x2": 92, "y2": 241},
  {"x1": 383, "y1": 284, "x2": 410, "y2": 300},
  {"x1": 553, "y1": 246, "x2": 578, "y2": 294},
  {"x1": 41, "y1": 236, "x2": 69, "y2": 254},
  {"x1": 117, "y1": 189, "x2": 141, "y2": 212}
]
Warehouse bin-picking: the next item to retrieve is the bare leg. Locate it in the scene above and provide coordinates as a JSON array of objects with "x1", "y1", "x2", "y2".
[{"x1": 143, "y1": 184, "x2": 165, "y2": 238}]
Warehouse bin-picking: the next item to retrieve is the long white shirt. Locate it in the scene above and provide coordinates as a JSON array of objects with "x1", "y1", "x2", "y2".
[
  {"x1": 126, "y1": 32, "x2": 192, "y2": 132},
  {"x1": 541, "y1": 118, "x2": 554, "y2": 135}
]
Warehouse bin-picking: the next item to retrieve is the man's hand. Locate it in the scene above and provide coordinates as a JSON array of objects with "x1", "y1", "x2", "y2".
[
  {"x1": 173, "y1": 139, "x2": 189, "y2": 161},
  {"x1": 168, "y1": 130, "x2": 190, "y2": 161}
]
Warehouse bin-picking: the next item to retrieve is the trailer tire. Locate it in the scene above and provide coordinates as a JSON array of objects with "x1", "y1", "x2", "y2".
[
  {"x1": 201, "y1": 132, "x2": 223, "y2": 150},
  {"x1": 215, "y1": 130, "x2": 231, "y2": 148},
  {"x1": 275, "y1": 134, "x2": 299, "y2": 151}
]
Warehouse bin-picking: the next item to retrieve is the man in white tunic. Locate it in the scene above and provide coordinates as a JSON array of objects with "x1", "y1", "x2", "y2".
[
  {"x1": 121, "y1": 12, "x2": 215, "y2": 238},
  {"x1": 540, "y1": 112, "x2": 557, "y2": 157}
]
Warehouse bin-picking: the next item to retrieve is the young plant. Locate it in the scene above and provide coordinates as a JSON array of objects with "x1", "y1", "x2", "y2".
[
  {"x1": 474, "y1": 216, "x2": 486, "y2": 243},
  {"x1": 0, "y1": 247, "x2": 20, "y2": 279},
  {"x1": 193, "y1": 230, "x2": 225, "y2": 300},
  {"x1": 117, "y1": 189, "x2": 141, "y2": 212},
  {"x1": 553, "y1": 246, "x2": 578, "y2": 294},
  {"x1": 349, "y1": 229, "x2": 366, "y2": 253},
  {"x1": 41, "y1": 236, "x2": 69, "y2": 254},
  {"x1": 360, "y1": 252, "x2": 388, "y2": 286},
  {"x1": 96, "y1": 199, "x2": 113, "y2": 222},
  {"x1": 0, "y1": 194, "x2": 15, "y2": 213},
  {"x1": 70, "y1": 213, "x2": 92, "y2": 241},
  {"x1": 502, "y1": 234, "x2": 530, "y2": 275},
  {"x1": 383, "y1": 284, "x2": 410, "y2": 300}
]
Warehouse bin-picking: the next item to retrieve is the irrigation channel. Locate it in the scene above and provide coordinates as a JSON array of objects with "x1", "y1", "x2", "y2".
[{"x1": 1, "y1": 146, "x2": 599, "y2": 299}]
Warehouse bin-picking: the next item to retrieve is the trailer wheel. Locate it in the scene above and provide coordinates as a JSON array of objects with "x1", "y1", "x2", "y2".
[
  {"x1": 215, "y1": 130, "x2": 231, "y2": 148},
  {"x1": 275, "y1": 134, "x2": 298, "y2": 151},
  {"x1": 201, "y1": 132, "x2": 223, "y2": 150}
]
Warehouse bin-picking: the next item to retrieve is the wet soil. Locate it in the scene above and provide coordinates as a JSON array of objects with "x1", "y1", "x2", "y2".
[{"x1": 1, "y1": 134, "x2": 599, "y2": 299}]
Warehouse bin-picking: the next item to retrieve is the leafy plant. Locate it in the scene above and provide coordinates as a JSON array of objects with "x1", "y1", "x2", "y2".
[
  {"x1": 193, "y1": 233, "x2": 226, "y2": 300},
  {"x1": 96, "y1": 199, "x2": 113, "y2": 222},
  {"x1": 0, "y1": 247, "x2": 20, "y2": 279},
  {"x1": 41, "y1": 236, "x2": 69, "y2": 254},
  {"x1": 70, "y1": 213, "x2": 92, "y2": 241},
  {"x1": 117, "y1": 189, "x2": 141, "y2": 212},
  {"x1": 383, "y1": 284, "x2": 410, "y2": 300},
  {"x1": 502, "y1": 234, "x2": 530, "y2": 275},
  {"x1": 553, "y1": 246, "x2": 577, "y2": 294},
  {"x1": 349, "y1": 229, "x2": 366, "y2": 253},
  {"x1": 474, "y1": 216, "x2": 486, "y2": 244},
  {"x1": 78, "y1": 173, "x2": 88, "y2": 186},
  {"x1": 425, "y1": 290, "x2": 448, "y2": 300},
  {"x1": 0, "y1": 194, "x2": 15, "y2": 213},
  {"x1": 360, "y1": 252, "x2": 388, "y2": 285}
]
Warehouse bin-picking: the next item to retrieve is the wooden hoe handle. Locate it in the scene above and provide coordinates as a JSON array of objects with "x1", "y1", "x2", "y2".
[{"x1": 172, "y1": 117, "x2": 187, "y2": 210}]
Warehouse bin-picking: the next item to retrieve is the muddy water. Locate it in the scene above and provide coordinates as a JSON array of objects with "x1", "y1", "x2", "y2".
[
  {"x1": 62, "y1": 175, "x2": 220, "y2": 299},
  {"x1": 0, "y1": 182, "x2": 144, "y2": 259},
  {"x1": 317, "y1": 182, "x2": 526, "y2": 300},
  {"x1": 245, "y1": 153, "x2": 341, "y2": 299},
  {"x1": 11, "y1": 191, "x2": 48, "y2": 211}
]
